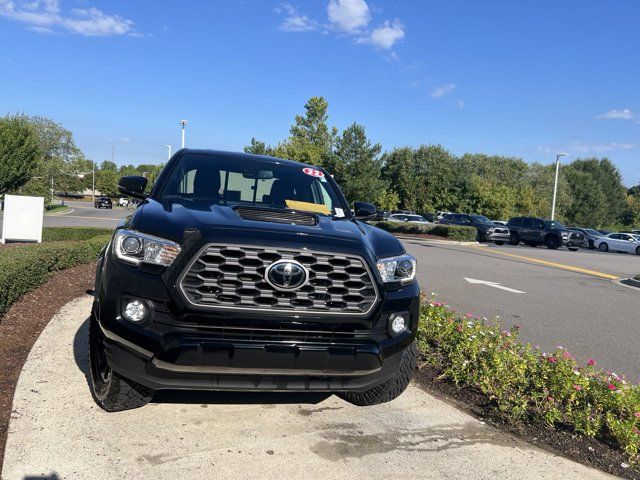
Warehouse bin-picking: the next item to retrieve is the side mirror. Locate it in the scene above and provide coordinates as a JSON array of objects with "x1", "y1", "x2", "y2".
[
  {"x1": 353, "y1": 201, "x2": 377, "y2": 218},
  {"x1": 118, "y1": 176, "x2": 148, "y2": 199}
]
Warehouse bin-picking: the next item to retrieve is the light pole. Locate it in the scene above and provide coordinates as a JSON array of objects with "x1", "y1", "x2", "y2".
[
  {"x1": 551, "y1": 153, "x2": 568, "y2": 220},
  {"x1": 163, "y1": 144, "x2": 172, "y2": 161},
  {"x1": 92, "y1": 160, "x2": 96, "y2": 202},
  {"x1": 179, "y1": 120, "x2": 188, "y2": 148}
]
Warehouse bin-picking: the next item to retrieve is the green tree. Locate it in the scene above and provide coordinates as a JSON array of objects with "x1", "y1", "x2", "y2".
[
  {"x1": 562, "y1": 168, "x2": 607, "y2": 227},
  {"x1": 333, "y1": 123, "x2": 385, "y2": 204},
  {"x1": 244, "y1": 138, "x2": 272, "y2": 156},
  {"x1": 381, "y1": 147, "x2": 423, "y2": 212},
  {"x1": 244, "y1": 97, "x2": 337, "y2": 167},
  {"x1": 16, "y1": 115, "x2": 86, "y2": 203},
  {"x1": 564, "y1": 158, "x2": 627, "y2": 226},
  {"x1": 96, "y1": 169, "x2": 119, "y2": 197},
  {"x1": 0, "y1": 114, "x2": 40, "y2": 194}
]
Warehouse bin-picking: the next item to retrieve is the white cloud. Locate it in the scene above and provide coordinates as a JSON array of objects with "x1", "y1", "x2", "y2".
[
  {"x1": 121, "y1": 137, "x2": 131, "y2": 144},
  {"x1": 277, "y1": 3, "x2": 318, "y2": 32},
  {"x1": 366, "y1": 19, "x2": 404, "y2": 50},
  {"x1": 567, "y1": 141, "x2": 636, "y2": 153},
  {"x1": 430, "y1": 83, "x2": 456, "y2": 99},
  {"x1": 457, "y1": 100, "x2": 465, "y2": 110},
  {"x1": 0, "y1": 0, "x2": 138, "y2": 36},
  {"x1": 596, "y1": 108, "x2": 635, "y2": 120},
  {"x1": 276, "y1": 0, "x2": 404, "y2": 53},
  {"x1": 327, "y1": 0, "x2": 370, "y2": 33}
]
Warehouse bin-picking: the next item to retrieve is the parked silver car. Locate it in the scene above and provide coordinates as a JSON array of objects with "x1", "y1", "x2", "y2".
[
  {"x1": 388, "y1": 214, "x2": 432, "y2": 225},
  {"x1": 594, "y1": 233, "x2": 640, "y2": 255}
]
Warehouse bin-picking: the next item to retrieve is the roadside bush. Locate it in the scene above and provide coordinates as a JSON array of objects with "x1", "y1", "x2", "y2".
[
  {"x1": 42, "y1": 226, "x2": 113, "y2": 242},
  {"x1": 371, "y1": 221, "x2": 477, "y2": 242},
  {"x1": 0, "y1": 233, "x2": 111, "y2": 318},
  {"x1": 417, "y1": 299, "x2": 640, "y2": 459}
]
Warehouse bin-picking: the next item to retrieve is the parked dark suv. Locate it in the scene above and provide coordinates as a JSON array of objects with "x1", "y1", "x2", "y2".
[
  {"x1": 89, "y1": 149, "x2": 420, "y2": 411},
  {"x1": 440, "y1": 213, "x2": 510, "y2": 245},
  {"x1": 94, "y1": 196, "x2": 112, "y2": 209},
  {"x1": 507, "y1": 217, "x2": 583, "y2": 250}
]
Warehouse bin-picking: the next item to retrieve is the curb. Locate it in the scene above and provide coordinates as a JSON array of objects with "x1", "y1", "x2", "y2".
[
  {"x1": 45, "y1": 206, "x2": 73, "y2": 216},
  {"x1": 617, "y1": 277, "x2": 640, "y2": 289},
  {"x1": 394, "y1": 234, "x2": 480, "y2": 246}
]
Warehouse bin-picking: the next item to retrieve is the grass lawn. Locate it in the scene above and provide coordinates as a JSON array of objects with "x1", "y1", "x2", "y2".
[{"x1": 45, "y1": 204, "x2": 71, "y2": 214}]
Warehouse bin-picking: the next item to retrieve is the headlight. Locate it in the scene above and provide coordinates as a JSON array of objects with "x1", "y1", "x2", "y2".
[
  {"x1": 376, "y1": 254, "x2": 417, "y2": 284},
  {"x1": 113, "y1": 229, "x2": 181, "y2": 266}
]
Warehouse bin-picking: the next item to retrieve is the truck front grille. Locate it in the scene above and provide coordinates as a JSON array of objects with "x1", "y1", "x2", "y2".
[
  {"x1": 179, "y1": 244, "x2": 379, "y2": 316},
  {"x1": 169, "y1": 316, "x2": 389, "y2": 344}
]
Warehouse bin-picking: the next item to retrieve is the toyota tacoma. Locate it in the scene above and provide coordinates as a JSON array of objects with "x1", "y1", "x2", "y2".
[{"x1": 89, "y1": 149, "x2": 420, "y2": 411}]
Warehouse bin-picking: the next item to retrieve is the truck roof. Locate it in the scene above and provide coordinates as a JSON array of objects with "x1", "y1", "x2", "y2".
[{"x1": 181, "y1": 148, "x2": 317, "y2": 170}]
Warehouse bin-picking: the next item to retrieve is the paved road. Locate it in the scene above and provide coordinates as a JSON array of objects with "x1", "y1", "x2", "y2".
[
  {"x1": 0, "y1": 200, "x2": 127, "y2": 231},
  {"x1": 405, "y1": 239, "x2": 640, "y2": 381},
  {"x1": 2, "y1": 296, "x2": 611, "y2": 480}
]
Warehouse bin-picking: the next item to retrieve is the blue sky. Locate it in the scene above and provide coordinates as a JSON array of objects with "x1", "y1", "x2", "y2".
[{"x1": 1, "y1": 0, "x2": 638, "y2": 185}]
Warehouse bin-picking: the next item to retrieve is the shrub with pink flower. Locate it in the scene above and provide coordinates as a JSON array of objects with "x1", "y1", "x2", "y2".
[{"x1": 417, "y1": 296, "x2": 640, "y2": 461}]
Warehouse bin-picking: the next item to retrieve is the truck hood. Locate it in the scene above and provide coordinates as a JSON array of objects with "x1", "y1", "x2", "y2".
[{"x1": 132, "y1": 199, "x2": 404, "y2": 260}]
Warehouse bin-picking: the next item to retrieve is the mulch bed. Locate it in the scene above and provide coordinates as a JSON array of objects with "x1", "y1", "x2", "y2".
[
  {"x1": 0, "y1": 262, "x2": 96, "y2": 473},
  {"x1": 415, "y1": 363, "x2": 640, "y2": 479}
]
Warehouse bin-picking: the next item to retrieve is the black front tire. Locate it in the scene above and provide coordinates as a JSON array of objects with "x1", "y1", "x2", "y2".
[
  {"x1": 599, "y1": 243, "x2": 609, "y2": 252},
  {"x1": 588, "y1": 240, "x2": 595, "y2": 250},
  {"x1": 636, "y1": 246, "x2": 640, "y2": 256},
  {"x1": 568, "y1": 247, "x2": 580, "y2": 251},
  {"x1": 339, "y1": 341, "x2": 417, "y2": 406},
  {"x1": 89, "y1": 309, "x2": 154, "y2": 412},
  {"x1": 509, "y1": 233, "x2": 520, "y2": 245},
  {"x1": 494, "y1": 241, "x2": 505, "y2": 246},
  {"x1": 545, "y1": 235, "x2": 559, "y2": 249}
]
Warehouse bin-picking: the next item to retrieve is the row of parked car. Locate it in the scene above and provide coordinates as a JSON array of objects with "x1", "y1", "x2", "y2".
[{"x1": 381, "y1": 210, "x2": 640, "y2": 255}]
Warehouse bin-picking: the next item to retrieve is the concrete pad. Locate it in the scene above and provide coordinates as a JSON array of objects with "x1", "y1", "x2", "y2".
[{"x1": 3, "y1": 296, "x2": 614, "y2": 480}]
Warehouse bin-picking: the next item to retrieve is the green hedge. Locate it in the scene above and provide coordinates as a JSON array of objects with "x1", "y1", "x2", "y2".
[
  {"x1": 371, "y1": 221, "x2": 478, "y2": 242},
  {"x1": 42, "y1": 227, "x2": 114, "y2": 242},
  {"x1": 419, "y1": 299, "x2": 640, "y2": 461},
  {"x1": 0, "y1": 234, "x2": 111, "y2": 318}
]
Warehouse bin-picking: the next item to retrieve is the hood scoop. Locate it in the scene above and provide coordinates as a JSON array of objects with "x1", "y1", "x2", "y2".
[{"x1": 234, "y1": 206, "x2": 318, "y2": 226}]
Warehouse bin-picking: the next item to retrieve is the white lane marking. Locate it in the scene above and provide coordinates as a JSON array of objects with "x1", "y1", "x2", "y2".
[{"x1": 464, "y1": 277, "x2": 526, "y2": 294}]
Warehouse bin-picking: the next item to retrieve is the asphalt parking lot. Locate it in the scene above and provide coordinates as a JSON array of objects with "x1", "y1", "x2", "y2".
[{"x1": 405, "y1": 239, "x2": 640, "y2": 382}]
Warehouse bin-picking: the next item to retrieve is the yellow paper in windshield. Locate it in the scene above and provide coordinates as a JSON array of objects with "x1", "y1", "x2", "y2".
[{"x1": 285, "y1": 200, "x2": 330, "y2": 215}]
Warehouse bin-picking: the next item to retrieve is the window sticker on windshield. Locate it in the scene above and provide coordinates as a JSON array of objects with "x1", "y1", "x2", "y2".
[
  {"x1": 302, "y1": 167, "x2": 324, "y2": 178},
  {"x1": 334, "y1": 208, "x2": 345, "y2": 218}
]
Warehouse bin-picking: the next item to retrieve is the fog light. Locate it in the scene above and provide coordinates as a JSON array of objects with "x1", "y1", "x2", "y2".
[
  {"x1": 123, "y1": 299, "x2": 146, "y2": 323},
  {"x1": 389, "y1": 313, "x2": 407, "y2": 336}
]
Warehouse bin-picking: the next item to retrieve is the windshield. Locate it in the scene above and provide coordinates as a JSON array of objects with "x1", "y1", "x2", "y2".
[
  {"x1": 470, "y1": 215, "x2": 493, "y2": 224},
  {"x1": 156, "y1": 153, "x2": 346, "y2": 217},
  {"x1": 406, "y1": 215, "x2": 426, "y2": 222},
  {"x1": 544, "y1": 220, "x2": 566, "y2": 230},
  {"x1": 584, "y1": 229, "x2": 601, "y2": 236}
]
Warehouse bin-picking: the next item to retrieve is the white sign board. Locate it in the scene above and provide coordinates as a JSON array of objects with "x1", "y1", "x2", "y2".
[{"x1": 1, "y1": 195, "x2": 44, "y2": 243}]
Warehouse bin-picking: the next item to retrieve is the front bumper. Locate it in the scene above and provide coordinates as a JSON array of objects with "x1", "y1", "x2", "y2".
[
  {"x1": 561, "y1": 236, "x2": 583, "y2": 248},
  {"x1": 485, "y1": 231, "x2": 510, "y2": 242},
  {"x1": 102, "y1": 333, "x2": 409, "y2": 392},
  {"x1": 96, "y1": 252, "x2": 420, "y2": 392}
]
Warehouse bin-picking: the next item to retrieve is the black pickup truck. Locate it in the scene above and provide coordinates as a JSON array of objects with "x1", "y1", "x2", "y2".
[
  {"x1": 507, "y1": 217, "x2": 583, "y2": 250},
  {"x1": 89, "y1": 149, "x2": 419, "y2": 411}
]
